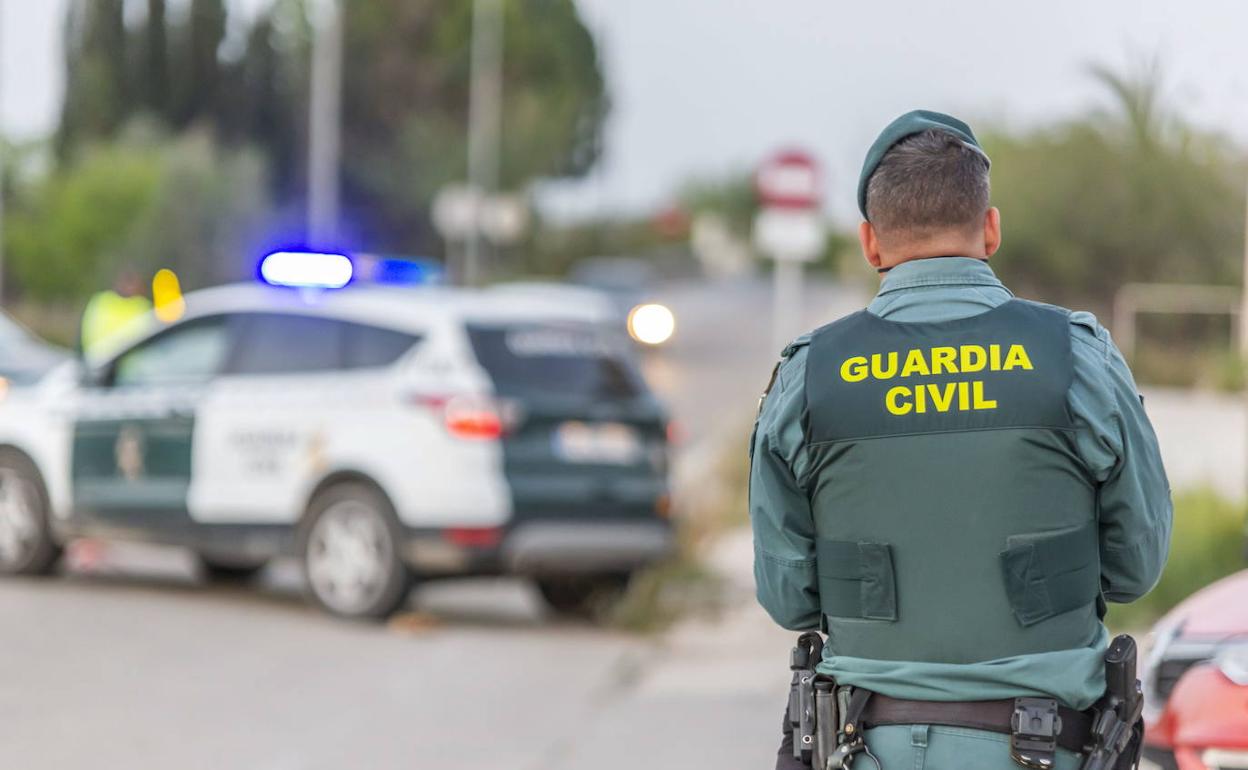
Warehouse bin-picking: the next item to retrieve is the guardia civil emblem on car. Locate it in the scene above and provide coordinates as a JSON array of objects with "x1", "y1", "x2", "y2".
[{"x1": 114, "y1": 424, "x2": 145, "y2": 482}]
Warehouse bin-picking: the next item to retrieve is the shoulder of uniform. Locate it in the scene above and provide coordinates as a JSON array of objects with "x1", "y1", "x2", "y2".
[
  {"x1": 779, "y1": 332, "x2": 813, "y2": 360},
  {"x1": 1013, "y1": 300, "x2": 1108, "y2": 349},
  {"x1": 1066, "y1": 309, "x2": 1112, "y2": 357},
  {"x1": 758, "y1": 333, "x2": 812, "y2": 414}
]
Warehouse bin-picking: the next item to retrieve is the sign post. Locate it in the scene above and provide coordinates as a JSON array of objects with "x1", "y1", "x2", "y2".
[{"x1": 753, "y1": 150, "x2": 825, "y2": 351}]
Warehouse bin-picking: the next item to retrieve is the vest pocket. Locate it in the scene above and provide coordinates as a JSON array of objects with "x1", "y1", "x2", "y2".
[
  {"x1": 816, "y1": 539, "x2": 898, "y2": 621},
  {"x1": 999, "y1": 523, "x2": 1099, "y2": 627}
]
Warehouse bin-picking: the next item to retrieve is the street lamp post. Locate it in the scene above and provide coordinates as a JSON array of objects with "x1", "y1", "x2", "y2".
[
  {"x1": 463, "y1": 0, "x2": 503, "y2": 287},
  {"x1": 307, "y1": 0, "x2": 343, "y2": 248}
]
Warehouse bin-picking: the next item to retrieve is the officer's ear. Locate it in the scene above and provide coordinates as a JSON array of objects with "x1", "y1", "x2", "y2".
[
  {"x1": 983, "y1": 207, "x2": 1002, "y2": 257},
  {"x1": 859, "y1": 221, "x2": 883, "y2": 269}
]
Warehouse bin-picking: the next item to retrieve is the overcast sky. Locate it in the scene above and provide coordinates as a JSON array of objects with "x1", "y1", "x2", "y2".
[{"x1": 6, "y1": 0, "x2": 1248, "y2": 223}]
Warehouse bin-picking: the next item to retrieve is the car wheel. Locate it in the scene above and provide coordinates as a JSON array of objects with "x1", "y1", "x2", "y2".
[
  {"x1": 536, "y1": 573, "x2": 631, "y2": 621},
  {"x1": 196, "y1": 554, "x2": 267, "y2": 583},
  {"x1": 0, "y1": 449, "x2": 60, "y2": 576},
  {"x1": 300, "y1": 482, "x2": 410, "y2": 620}
]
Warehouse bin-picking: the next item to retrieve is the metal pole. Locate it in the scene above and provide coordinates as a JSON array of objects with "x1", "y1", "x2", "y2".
[
  {"x1": 772, "y1": 260, "x2": 803, "y2": 352},
  {"x1": 307, "y1": 0, "x2": 343, "y2": 247},
  {"x1": 1242, "y1": 172, "x2": 1248, "y2": 502},
  {"x1": 1112, "y1": 286, "x2": 1135, "y2": 360},
  {"x1": 1241, "y1": 170, "x2": 1248, "y2": 358},
  {"x1": 464, "y1": 0, "x2": 503, "y2": 287},
  {"x1": 0, "y1": 2, "x2": 6, "y2": 304}
]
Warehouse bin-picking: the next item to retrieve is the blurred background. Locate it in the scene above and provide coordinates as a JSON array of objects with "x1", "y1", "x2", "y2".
[{"x1": 0, "y1": 1, "x2": 1245, "y2": 769}]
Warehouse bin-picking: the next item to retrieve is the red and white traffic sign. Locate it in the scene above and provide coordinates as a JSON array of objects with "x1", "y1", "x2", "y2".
[
  {"x1": 755, "y1": 149, "x2": 822, "y2": 210},
  {"x1": 753, "y1": 149, "x2": 825, "y2": 263}
]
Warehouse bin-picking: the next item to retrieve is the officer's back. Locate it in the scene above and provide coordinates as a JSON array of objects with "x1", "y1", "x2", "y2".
[{"x1": 751, "y1": 111, "x2": 1171, "y2": 770}]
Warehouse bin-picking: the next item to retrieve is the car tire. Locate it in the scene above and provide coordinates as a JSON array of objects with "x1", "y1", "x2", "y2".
[
  {"x1": 0, "y1": 448, "x2": 60, "y2": 576},
  {"x1": 299, "y1": 481, "x2": 410, "y2": 621},
  {"x1": 536, "y1": 573, "x2": 632, "y2": 621},
  {"x1": 197, "y1": 554, "x2": 267, "y2": 583}
]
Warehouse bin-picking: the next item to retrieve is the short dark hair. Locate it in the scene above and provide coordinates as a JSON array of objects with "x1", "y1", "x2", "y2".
[{"x1": 864, "y1": 128, "x2": 990, "y2": 236}]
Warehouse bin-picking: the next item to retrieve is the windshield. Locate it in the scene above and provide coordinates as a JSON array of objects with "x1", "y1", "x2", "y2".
[{"x1": 466, "y1": 322, "x2": 643, "y2": 400}]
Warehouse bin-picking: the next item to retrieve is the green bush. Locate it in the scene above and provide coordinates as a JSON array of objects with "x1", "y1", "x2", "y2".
[{"x1": 1108, "y1": 489, "x2": 1246, "y2": 629}]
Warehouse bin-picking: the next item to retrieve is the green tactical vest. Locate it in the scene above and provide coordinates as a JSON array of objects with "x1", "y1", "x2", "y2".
[{"x1": 803, "y1": 299, "x2": 1101, "y2": 665}]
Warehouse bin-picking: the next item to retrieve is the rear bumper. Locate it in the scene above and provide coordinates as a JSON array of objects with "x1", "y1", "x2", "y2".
[
  {"x1": 502, "y1": 521, "x2": 673, "y2": 573},
  {"x1": 403, "y1": 519, "x2": 674, "y2": 577}
]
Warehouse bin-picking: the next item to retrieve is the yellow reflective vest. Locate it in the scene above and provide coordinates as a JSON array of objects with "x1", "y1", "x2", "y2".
[{"x1": 81, "y1": 291, "x2": 152, "y2": 355}]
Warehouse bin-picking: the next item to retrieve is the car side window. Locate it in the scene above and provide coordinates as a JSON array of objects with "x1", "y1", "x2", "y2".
[
  {"x1": 342, "y1": 322, "x2": 421, "y2": 369},
  {"x1": 111, "y1": 316, "x2": 230, "y2": 387},
  {"x1": 229, "y1": 313, "x2": 345, "y2": 375},
  {"x1": 224, "y1": 313, "x2": 421, "y2": 376}
]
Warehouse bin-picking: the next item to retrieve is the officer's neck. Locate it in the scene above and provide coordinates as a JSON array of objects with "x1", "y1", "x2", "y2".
[{"x1": 875, "y1": 237, "x2": 989, "y2": 276}]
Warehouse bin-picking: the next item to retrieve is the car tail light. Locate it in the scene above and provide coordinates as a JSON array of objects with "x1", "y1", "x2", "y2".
[
  {"x1": 444, "y1": 396, "x2": 505, "y2": 440},
  {"x1": 442, "y1": 527, "x2": 503, "y2": 548},
  {"x1": 409, "y1": 393, "x2": 514, "y2": 440}
]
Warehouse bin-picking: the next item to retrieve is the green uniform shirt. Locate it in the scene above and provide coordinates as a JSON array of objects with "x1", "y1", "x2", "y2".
[{"x1": 749, "y1": 257, "x2": 1172, "y2": 710}]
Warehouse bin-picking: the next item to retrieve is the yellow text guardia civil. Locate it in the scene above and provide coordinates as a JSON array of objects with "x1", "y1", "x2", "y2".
[{"x1": 839, "y1": 344, "x2": 1034, "y2": 416}]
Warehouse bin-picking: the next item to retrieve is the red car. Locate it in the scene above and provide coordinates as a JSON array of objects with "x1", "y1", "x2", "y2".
[{"x1": 1142, "y1": 569, "x2": 1248, "y2": 770}]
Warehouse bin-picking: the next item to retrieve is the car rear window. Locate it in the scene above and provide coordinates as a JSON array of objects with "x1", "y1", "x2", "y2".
[{"x1": 466, "y1": 323, "x2": 641, "y2": 399}]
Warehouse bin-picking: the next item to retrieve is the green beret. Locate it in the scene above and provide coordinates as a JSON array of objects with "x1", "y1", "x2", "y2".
[{"x1": 858, "y1": 109, "x2": 990, "y2": 219}]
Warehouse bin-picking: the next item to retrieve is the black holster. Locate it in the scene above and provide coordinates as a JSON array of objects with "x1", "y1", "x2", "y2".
[
  {"x1": 787, "y1": 632, "x2": 824, "y2": 765},
  {"x1": 1078, "y1": 635, "x2": 1145, "y2": 770}
]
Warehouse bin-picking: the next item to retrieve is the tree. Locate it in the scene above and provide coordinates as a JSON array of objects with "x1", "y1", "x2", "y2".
[
  {"x1": 57, "y1": 0, "x2": 130, "y2": 158},
  {"x1": 982, "y1": 62, "x2": 1246, "y2": 310},
  {"x1": 52, "y1": 0, "x2": 609, "y2": 257},
  {"x1": 330, "y1": 0, "x2": 607, "y2": 251},
  {"x1": 143, "y1": 0, "x2": 170, "y2": 117},
  {"x1": 6, "y1": 129, "x2": 272, "y2": 304},
  {"x1": 172, "y1": 0, "x2": 228, "y2": 128}
]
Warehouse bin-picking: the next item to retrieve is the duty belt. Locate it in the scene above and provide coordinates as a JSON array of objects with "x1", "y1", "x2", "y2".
[
  {"x1": 860, "y1": 694, "x2": 1093, "y2": 755},
  {"x1": 786, "y1": 633, "x2": 1144, "y2": 770}
]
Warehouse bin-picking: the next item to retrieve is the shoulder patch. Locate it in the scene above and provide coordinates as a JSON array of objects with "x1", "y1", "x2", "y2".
[
  {"x1": 759, "y1": 335, "x2": 811, "y2": 416},
  {"x1": 780, "y1": 335, "x2": 812, "y2": 360},
  {"x1": 1068, "y1": 310, "x2": 1100, "y2": 335},
  {"x1": 758, "y1": 360, "x2": 782, "y2": 416}
]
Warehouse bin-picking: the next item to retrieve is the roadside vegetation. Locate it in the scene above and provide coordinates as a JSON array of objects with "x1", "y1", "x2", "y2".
[{"x1": 609, "y1": 428, "x2": 752, "y2": 632}]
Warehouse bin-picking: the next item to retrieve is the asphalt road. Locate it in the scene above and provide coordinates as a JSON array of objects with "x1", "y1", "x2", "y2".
[
  {"x1": 0, "y1": 275, "x2": 863, "y2": 770},
  {"x1": 0, "y1": 276, "x2": 1236, "y2": 769}
]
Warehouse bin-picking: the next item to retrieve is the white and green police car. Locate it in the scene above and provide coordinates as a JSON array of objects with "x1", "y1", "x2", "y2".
[{"x1": 0, "y1": 253, "x2": 674, "y2": 620}]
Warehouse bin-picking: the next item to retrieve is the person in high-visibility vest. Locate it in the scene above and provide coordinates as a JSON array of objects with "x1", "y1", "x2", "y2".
[{"x1": 80, "y1": 270, "x2": 152, "y2": 356}]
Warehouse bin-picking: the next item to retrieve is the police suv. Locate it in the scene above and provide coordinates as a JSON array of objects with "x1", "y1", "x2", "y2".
[{"x1": 0, "y1": 253, "x2": 674, "y2": 620}]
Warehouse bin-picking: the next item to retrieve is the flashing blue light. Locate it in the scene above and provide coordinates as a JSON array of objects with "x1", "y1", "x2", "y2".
[
  {"x1": 260, "y1": 251, "x2": 354, "y2": 289},
  {"x1": 373, "y1": 258, "x2": 445, "y2": 286}
]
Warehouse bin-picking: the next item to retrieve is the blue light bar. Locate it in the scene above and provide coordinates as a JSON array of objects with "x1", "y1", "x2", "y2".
[
  {"x1": 259, "y1": 251, "x2": 354, "y2": 289},
  {"x1": 373, "y1": 258, "x2": 445, "y2": 286}
]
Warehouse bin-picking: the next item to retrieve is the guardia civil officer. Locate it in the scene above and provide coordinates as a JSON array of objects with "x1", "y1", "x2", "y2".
[{"x1": 751, "y1": 111, "x2": 1171, "y2": 770}]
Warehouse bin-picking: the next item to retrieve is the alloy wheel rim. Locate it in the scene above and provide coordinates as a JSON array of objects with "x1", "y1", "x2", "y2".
[
  {"x1": 0, "y1": 470, "x2": 37, "y2": 568},
  {"x1": 306, "y1": 500, "x2": 393, "y2": 614}
]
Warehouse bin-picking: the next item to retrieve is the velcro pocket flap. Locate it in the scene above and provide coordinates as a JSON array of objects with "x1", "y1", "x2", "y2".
[
  {"x1": 816, "y1": 539, "x2": 897, "y2": 622},
  {"x1": 999, "y1": 524, "x2": 1098, "y2": 627}
]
